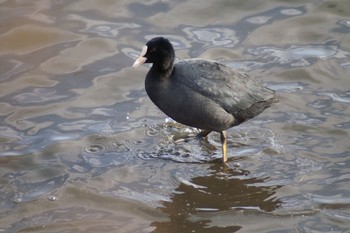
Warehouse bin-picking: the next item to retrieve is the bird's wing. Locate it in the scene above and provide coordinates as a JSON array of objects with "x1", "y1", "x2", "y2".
[{"x1": 173, "y1": 59, "x2": 275, "y2": 115}]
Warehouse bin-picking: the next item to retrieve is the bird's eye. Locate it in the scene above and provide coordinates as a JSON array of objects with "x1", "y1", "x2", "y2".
[{"x1": 150, "y1": 48, "x2": 156, "y2": 53}]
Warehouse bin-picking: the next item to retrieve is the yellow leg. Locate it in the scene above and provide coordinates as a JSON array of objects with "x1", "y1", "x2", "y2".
[{"x1": 220, "y1": 131, "x2": 227, "y2": 162}]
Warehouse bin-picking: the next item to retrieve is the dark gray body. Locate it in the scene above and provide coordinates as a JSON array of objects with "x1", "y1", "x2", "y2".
[{"x1": 145, "y1": 58, "x2": 275, "y2": 132}]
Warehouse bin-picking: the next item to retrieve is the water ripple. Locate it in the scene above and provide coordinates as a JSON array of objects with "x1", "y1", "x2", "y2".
[
  {"x1": 248, "y1": 44, "x2": 340, "y2": 66},
  {"x1": 320, "y1": 92, "x2": 350, "y2": 104},
  {"x1": 280, "y1": 8, "x2": 304, "y2": 16},
  {"x1": 246, "y1": 16, "x2": 272, "y2": 25},
  {"x1": 338, "y1": 19, "x2": 350, "y2": 28},
  {"x1": 13, "y1": 88, "x2": 68, "y2": 104},
  {"x1": 182, "y1": 26, "x2": 239, "y2": 56}
]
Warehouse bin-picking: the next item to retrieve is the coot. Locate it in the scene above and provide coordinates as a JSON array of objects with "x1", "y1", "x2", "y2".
[{"x1": 132, "y1": 37, "x2": 275, "y2": 162}]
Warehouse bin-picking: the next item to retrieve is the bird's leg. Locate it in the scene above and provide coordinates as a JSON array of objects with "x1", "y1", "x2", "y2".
[
  {"x1": 197, "y1": 129, "x2": 211, "y2": 138},
  {"x1": 220, "y1": 131, "x2": 227, "y2": 162}
]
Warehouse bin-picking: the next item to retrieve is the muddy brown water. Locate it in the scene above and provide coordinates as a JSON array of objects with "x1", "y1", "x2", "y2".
[{"x1": 1, "y1": 0, "x2": 350, "y2": 232}]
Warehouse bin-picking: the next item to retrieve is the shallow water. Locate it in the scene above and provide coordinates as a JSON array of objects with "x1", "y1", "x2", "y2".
[{"x1": 1, "y1": 0, "x2": 350, "y2": 232}]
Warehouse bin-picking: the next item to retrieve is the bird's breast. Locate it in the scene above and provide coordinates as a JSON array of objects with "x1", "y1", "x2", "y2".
[{"x1": 145, "y1": 77, "x2": 235, "y2": 131}]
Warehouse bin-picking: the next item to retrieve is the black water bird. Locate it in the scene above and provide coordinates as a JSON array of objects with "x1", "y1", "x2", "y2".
[{"x1": 132, "y1": 37, "x2": 275, "y2": 162}]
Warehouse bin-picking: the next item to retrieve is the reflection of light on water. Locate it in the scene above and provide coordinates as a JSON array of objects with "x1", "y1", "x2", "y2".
[
  {"x1": 10, "y1": 174, "x2": 69, "y2": 205},
  {"x1": 340, "y1": 62, "x2": 350, "y2": 70},
  {"x1": 183, "y1": 27, "x2": 239, "y2": 47},
  {"x1": 338, "y1": 19, "x2": 350, "y2": 27},
  {"x1": 175, "y1": 176, "x2": 207, "y2": 189},
  {"x1": 320, "y1": 92, "x2": 350, "y2": 104},
  {"x1": 246, "y1": 16, "x2": 271, "y2": 24},
  {"x1": 290, "y1": 47, "x2": 337, "y2": 59},
  {"x1": 248, "y1": 45, "x2": 339, "y2": 66},
  {"x1": 280, "y1": 8, "x2": 303, "y2": 16},
  {"x1": 13, "y1": 88, "x2": 67, "y2": 104},
  {"x1": 278, "y1": 111, "x2": 326, "y2": 126},
  {"x1": 310, "y1": 193, "x2": 350, "y2": 205},
  {"x1": 250, "y1": 45, "x2": 337, "y2": 60},
  {"x1": 2, "y1": 59, "x2": 31, "y2": 81},
  {"x1": 121, "y1": 47, "x2": 142, "y2": 60},
  {"x1": 225, "y1": 60, "x2": 266, "y2": 71},
  {"x1": 267, "y1": 82, "x2": 306, "y2": 92}
]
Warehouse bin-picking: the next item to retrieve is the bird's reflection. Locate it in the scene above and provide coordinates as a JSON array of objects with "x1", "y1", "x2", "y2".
[{"x1": 150, "y1": 163, "x2": 282, "y2": 232}]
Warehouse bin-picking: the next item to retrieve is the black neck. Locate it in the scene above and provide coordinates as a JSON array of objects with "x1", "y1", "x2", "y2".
[{"x1": 151, "y1": 50, "x2": 175, "y2": 78}]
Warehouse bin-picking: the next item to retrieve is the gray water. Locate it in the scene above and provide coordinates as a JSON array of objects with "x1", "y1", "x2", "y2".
[{"x1": 1, "y1": 0, "x2": 350, "y2": 232}]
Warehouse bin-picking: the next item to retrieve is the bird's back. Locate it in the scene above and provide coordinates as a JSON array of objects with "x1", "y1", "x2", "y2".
[{"x1": 173, "y1": 59, "x2": 276, "y2": 124}]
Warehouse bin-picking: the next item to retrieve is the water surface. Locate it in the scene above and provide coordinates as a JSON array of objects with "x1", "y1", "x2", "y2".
[{"x1": 1, "y1": 0, "x2": 350, "y2": 232}]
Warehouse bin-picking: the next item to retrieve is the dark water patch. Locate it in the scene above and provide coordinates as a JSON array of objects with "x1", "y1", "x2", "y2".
[
  {"x1": 128, "y1": 2, "x2": 170, "y2": 18},
  {"x1": 335, "y1": 121, "x2": 350, "y2": 129},
  {"x1": 0, "y1": 171, "x2": 68, "y2": 210},
  {"x1": 318, "y1": 1, "x2": 350, "y2": 17},
  {"x1": 0, "y1": 59, "x2": 32, "y2": 82}
]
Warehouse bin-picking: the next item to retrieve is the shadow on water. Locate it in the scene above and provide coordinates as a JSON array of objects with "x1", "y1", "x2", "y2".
[{"x1": 150, "y1": 163, "x2": 282, "y2": 232}]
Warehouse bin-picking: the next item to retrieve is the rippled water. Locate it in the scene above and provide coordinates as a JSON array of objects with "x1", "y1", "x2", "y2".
[{"x1": 1, "y1": 0, "x2": 350, "y2": 232}]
